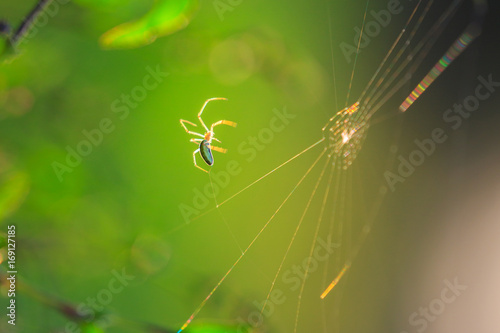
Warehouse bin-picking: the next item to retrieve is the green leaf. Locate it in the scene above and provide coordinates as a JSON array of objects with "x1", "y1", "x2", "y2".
[{"x1": 99, "y1": 0, "x2": 199, "y2": 50}]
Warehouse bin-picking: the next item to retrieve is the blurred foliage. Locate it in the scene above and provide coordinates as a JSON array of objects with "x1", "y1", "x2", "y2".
[{"x1": 1, "y1": 0, "x2": 200, "y2": 59}]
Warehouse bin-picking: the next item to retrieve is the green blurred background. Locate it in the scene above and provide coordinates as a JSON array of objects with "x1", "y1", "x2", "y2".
[{"x1": 0, "y1": 0, "x2": 499, "y2": 332}]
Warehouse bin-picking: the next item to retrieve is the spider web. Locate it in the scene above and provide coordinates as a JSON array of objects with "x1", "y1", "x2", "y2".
[{"x1": 171, "y1": 0, "x2": 483, "y2": 332}]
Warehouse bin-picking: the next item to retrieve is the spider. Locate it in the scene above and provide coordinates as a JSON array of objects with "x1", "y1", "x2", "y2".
[{"x1": 180, "y1": 97, "x2": 237, "y2": 173}]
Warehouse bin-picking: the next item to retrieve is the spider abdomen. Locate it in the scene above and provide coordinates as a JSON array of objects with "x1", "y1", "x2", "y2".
[{"x1": 199, "y1": 140, "x2": 214, "y2": 166}]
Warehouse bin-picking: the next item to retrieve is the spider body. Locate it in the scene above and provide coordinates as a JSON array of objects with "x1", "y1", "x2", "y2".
[
  {"x1": 199, "y1": 140, "x2": 214, "y2": 166},
  {"x1": 180, "y1": 98, "x2": 237, "y2": 173}
]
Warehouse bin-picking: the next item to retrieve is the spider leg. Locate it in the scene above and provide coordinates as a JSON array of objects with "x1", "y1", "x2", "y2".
[
  {"x1": 190, "y1": 138, "x2": 203, "y2": 145},
  {"x1": 208, "y1": 145, "x2": 227, "y2": 154},
  {"x1": 210, "y1": 120, "x2": 237, "y2": 133},
  {"x1": 180, "y1": 119, "x2": 205, "y2": 138},
  {"x1": 193, "y1": 148, "x2": 209, "y2": 173},
  {"x1": 198, "y1": 97, "x2": 228, "y2": 132}
]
